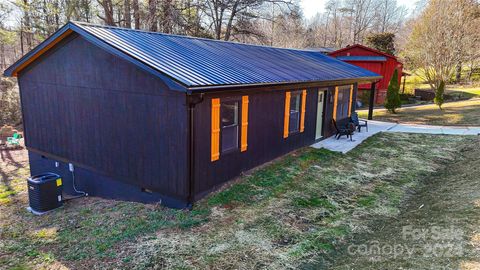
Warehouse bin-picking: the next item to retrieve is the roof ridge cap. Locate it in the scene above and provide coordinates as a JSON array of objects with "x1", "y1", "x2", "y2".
[{"x1": 71, "y1": 21, "x2": 326, "y2": 54}]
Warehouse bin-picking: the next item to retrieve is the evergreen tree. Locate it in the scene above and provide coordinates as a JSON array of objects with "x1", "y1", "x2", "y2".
[
  {"x1": 385, "y1": 69, "x2": 401, "y2": 113},
  {"x1": 434, "y1": 80, "x2": 445, "y2": 109},
  {"x1": 365, "y1": 32, "x2": 396, "y2": 55}
]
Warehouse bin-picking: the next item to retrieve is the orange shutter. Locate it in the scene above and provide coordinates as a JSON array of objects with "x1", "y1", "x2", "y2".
[
  {"x1": 300, "y1": 90, "x2": 307, "y2": 132},
  {"x1": 348, "y1": 85, "x2": 354, "y2": 117},
  {"x1": 333, "y1": 87, "x2": 339, "y2": 121},
  {"x1": 283, "y1": 91, "x2": 291, "y2": 138},
  {"x1": 241, "y1": 96, "x2": 249, "y2": 152},
  {"x1": 211, "y1": 98, "x2": 220, "y2": 161}
]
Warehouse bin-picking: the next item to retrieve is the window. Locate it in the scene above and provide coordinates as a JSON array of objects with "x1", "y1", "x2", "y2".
[
  {"x1": 211, "y1": 96, "x2": 249, "y2": 162},
  {"x1": 335, "y1": 86, "x2": 351, "y2": 120},
  {"x1": 221, "y1": 100, "x2": 239, "y2": 152},
  {"x1": 289, "y1": 92, "x2": 301, "y2": 134},
  {"x1": 283, "y1": 90, "x2": 306, "y2": 138}
]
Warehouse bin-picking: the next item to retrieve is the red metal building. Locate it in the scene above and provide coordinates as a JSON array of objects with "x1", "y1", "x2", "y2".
[{"x1": 329, "y1": 44, "x2": 403, "y2": 104}]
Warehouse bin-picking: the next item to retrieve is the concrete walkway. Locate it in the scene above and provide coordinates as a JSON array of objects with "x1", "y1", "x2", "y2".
[{"x1": 311, "y1": 120, "x2": 480, "y2": 153}]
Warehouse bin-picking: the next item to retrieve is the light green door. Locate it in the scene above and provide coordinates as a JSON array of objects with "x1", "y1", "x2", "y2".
[{"x1": 315, "y1": 90, "x2": 325, "y2": 140}]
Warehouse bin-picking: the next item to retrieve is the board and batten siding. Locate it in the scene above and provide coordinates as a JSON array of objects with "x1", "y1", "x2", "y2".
[
  {"x1": 193, "y1": 83, "x2": 357, "y2": 199},
  {"x1": 194, "y1": 88, "x2": 322, "y2": 199},
  {"x1": 18, "y1": 34, "x2": 189, "y2": 200}
]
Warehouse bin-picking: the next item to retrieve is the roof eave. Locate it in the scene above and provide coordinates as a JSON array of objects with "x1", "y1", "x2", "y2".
[
  {"x1": 341, "y1": 59, "x2": 387, "y2": 62},
  {"x1": 329, "y1": 44, "x2": 398, "y2": 60},
  {"x1": 3, "y1": 22, "x2": 188, "y2": 92},
  {"x1": 4, "y1": 23, "x2": 73, "y2": 77},
  {"x1": 186, "y1": 76, "x2": 382, "y2": 93}
]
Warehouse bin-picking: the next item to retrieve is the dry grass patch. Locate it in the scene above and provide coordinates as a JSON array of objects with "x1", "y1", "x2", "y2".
[
  {"x1": 1, "y1": 133, "x2": 476, "y2": 269},
  {"x1": 330, "y1": 136, "x2": 480, "y2": 269},
  {"x1": 359, "y1": 99, "x2": 480, "y2": 126}
]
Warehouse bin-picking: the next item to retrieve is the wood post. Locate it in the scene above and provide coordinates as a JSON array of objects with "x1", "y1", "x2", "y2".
[{"x1": 368, "y1": 82, "x2": 376, "y2": 120}]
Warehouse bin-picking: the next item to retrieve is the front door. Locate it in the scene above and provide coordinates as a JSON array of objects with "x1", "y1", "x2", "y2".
[{"x1": 315, "y1": 89, "x2": 326, "y2": 140}]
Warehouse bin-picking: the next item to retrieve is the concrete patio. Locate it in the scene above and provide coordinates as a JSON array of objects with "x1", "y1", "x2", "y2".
[{"x1": 311, "y1": 120, "x2": 480, "y2": 153}]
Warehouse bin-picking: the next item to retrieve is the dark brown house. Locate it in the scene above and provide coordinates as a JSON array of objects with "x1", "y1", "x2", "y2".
[{"x1": 4, "y1": 22, "x2": 381, "y2": 208}]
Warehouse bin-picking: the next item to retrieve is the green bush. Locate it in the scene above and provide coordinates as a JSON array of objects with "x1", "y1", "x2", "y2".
[
  {"x1": 358, "y1": 91, "x2": 371, "y2": 108},
  {"x1": 384, "y1": 69, "x2": 402, "y2": 113},
  {"x1": 0, "y1": 76, "x2": 22, "y2": 126},
  {"x1": 434, "y1": 80, "x2": 445, "y2": 109}
]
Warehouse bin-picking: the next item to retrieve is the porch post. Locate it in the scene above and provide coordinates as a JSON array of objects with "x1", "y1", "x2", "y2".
[{"x1": 368, "y1": 82, "x2": 376, "y2": 120}]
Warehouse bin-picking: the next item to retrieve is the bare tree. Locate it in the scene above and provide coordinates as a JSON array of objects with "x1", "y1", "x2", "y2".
[
  {"x1": 348, "y1": 0, "x2": 379, "y2": 43},
  {"x1": 374, "y1": 0, "x2": 407, "y2": 33},
  {"x1": 132, "y1": 0, "x2": 140, "y2": 29},
  {"x1": 161, "y1": 0, "x2": 174, "y2": 33},
  {"x1": 19, "y1": 0, "x2": 34, "y2": 54},
  {"x1": 405, "y1": 0, "x2": 480, "y2": 107},
  {"x1": 203, "y1": 0, "x2": 294, "y2": 41},
  {"x1": 124, "y1": 0, "x2": 131, "y2": 28},
  {"x1": 147, "y1": 0, "x2": 157, "y2": 31},
  {"x1": 98, "y1": 0, "x2": 116, "y2": 26}
]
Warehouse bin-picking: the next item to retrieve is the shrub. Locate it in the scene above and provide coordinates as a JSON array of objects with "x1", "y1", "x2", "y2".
[
  {"x1": 0, "y1": 76, "x2": 22, "y2": 126},
  {"x1": 358, "y1": 90, "x2": 371, "y2": 108},
  {"x1": 384, "y1": 69, "x2": 401, "y2": 113},
  {"x1": 434, "y1": 80, "x2": 445, "y2": 109}
]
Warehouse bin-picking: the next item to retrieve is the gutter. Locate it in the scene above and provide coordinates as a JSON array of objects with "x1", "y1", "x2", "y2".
[
  {"x1": 186, "y1": 93, "x2": 204, "y2": 208},
  {"x1": 185, "y1": 76, "x2": 382, "y2": 93}
]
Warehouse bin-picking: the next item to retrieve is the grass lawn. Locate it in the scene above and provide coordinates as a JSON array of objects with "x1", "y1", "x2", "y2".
[
  {"x1": 331, "y1": 135, "x2": 480, "y2": 269},
  {"x1": 1, "y1": 133, "x2": 479, "y2": 269},
  {"x1": 401, "y1": 72, "x2": 480, "y2": 97},
  {"x1": 359, "y1": 99, "x2": 480, "y2": 126},
  {"x1": 445, "y1": 86, "x2": 480, "y2": 99}
]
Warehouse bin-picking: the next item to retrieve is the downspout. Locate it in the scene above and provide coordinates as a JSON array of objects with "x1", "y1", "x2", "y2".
[{"x1": 186, "y1": 92, "x2": 204, "y2": 209}]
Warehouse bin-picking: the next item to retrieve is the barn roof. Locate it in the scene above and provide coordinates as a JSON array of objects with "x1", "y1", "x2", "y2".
[
  {"x1": 4, "y1": 22, "x2": 381, "y2": 91},
  {"x1": 336, "y1": 56, "x2": 387, "y2": 62},
  {"x1": 329, "y1": 44, "x2": 398, "y2": 60}
]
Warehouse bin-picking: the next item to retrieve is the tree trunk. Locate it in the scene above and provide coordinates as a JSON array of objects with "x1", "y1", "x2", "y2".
[
  {"x1": 223, "y1": 1, "x2": 240, "y2": 41},
  {"x1": 132, "y1": 0, "x2": 140, "y2": 29},
  {"x1": 161, "y1": 0, "x2": 173, "y2": 33},
  {"x1": 23, "y1": 0, "x2": 33, "y2": 51},
  {"x1": 82, "y1": 0, "x2": 91, "y2": 22},
  {"x1": 455, "y1": 62, "x2": 462, "y2": 83},
  {"x1": 20, "y1": 19, "x2": 24, "y2": 55},
  {"x1": 124, "y1": 0, "x2": 131, "y2": 28},
  {"x1": 54, "y1": 0, "x2": 60, "y2": 30},
  {"x1": 0, "y1": 42, "x2": 5, "y2": 70},
  {"x1": 148, "y1": 0, "x2": 157, "y2": 31},
  {"x1": 467, "y1": 61, "x2": 475, "y2": 81},
  {"x1": 43, "y1": 0, "x2": 49, "y2": 36},
  {"x1": 99, "y1": 0, "x2": 115, "y2": 26}
]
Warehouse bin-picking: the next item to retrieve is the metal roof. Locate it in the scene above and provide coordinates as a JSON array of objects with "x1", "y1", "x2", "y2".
[
  {"x1": 336, "y1": 56, "x2": 387, "y2": 62},
  {"x1": 304, "y1": 47, "x2": 337, "y2": 54},
  {"x1": 4, "y1": 22, "x2": 381, "y2": 90},
  {"x1": 329, "y1": 44, "x2": 398, "y2": 60}
]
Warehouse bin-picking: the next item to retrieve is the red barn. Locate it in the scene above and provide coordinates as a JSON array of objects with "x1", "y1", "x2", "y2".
[{"x1": 329, "y1": 44, "x2": 403, "y2": 104}]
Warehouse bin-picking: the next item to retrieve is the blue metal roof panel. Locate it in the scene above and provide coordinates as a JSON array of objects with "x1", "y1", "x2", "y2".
[
  {"x1": 73, "y1": 22, "x2": 380, "y2": 87},
  {"x1": 4, "y1": 22, "x2": 381, "y2": 89},
  {"x1": 336, "y1": 56, "x2": 387, "y2": 62}
]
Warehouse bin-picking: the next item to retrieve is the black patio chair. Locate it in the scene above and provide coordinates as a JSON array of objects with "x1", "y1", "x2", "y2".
[
  {"x1": 332, "y1": 119, "x2": 354, "y2": 141},
  {"x1": 350, "y1": 112, "x2": 368, "y2": 132}
]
